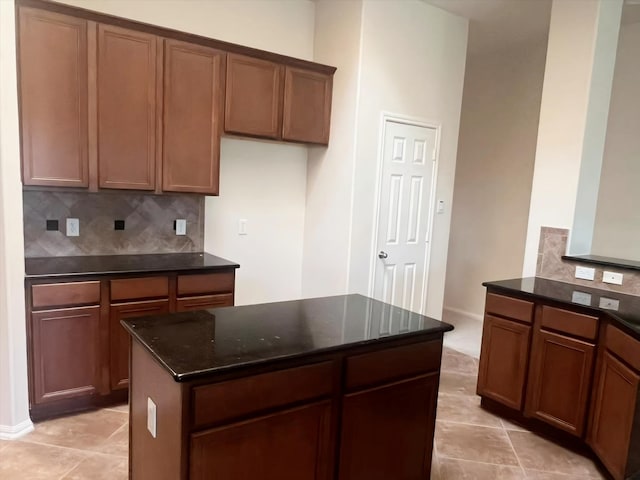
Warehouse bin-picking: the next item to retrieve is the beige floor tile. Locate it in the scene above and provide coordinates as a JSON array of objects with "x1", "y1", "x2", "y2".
[
  {"x1": 501, "y1": 417, "x2": 530, "y2": 432},
  {"x1": 0, "y1": 439, "x2": 10, "y2": 452},
  {"x1": 441, "y1": 349, "x2": 479, "y2": 375},
  {"x1": 61, "y1": 454, "x2": 128, "y2": 480},
  {"x1": 0, "y1": 441, "x2": 86, "y2": 480},
  {"x1": 104, "y1": 403, "x2": 129, "y2": 414},
  {"x1": 435, "y1": 421, "x2": 519, "y2": 466},
  {"x1": 438, "y1": 371, "x2": 478, "y2": 396},
  {"x1": 508, "y1": 431, "x2": 603, "y2": 477},
  {"x1": 439, "y1": 457, "x2": 526, "y2": 479},
  {"x1": 90, "y1": 423, "x2": 128, "y2": 457},
  {"x1": 524, "y1": 470, "x2": 606, "y2": 479},
  {"x1": 436, "y1": 393, "x2": 503, "y2": 428},
  {"x1": 23, "y1": 409, "x2": 128, "y2": 452}
]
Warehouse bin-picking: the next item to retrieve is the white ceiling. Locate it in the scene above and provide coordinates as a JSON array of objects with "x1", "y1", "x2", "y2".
[{"x1": 424, "y1": 0, "x2": 552, "y2": 55}]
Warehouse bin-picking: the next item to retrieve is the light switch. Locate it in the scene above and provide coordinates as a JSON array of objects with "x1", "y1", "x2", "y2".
[
  {"x1": 238, "y1": 219, "x2": 248, "y2": 235},
  {"x1": 175, "y1": 219, "x2": 186, "y2": 236},
  {"x1": 575, "y1": 266, "x2": 595, "y2": 281},
  {"x1": 436, "y1": 200, "x2": 445, "y2": 214}
]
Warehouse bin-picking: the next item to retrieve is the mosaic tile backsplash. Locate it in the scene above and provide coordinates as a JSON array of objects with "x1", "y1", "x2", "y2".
[
  {"x1": 536, "y1": 226, "x2": 640, "y2": 296},
  {"x1": 23, "y1": 191, "x2": 204, "y2": 257}
]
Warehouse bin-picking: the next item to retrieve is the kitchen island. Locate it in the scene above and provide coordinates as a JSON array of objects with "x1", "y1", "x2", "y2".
[{"x1": 122, "y1": 294, "x2": 453, "y2": 480}]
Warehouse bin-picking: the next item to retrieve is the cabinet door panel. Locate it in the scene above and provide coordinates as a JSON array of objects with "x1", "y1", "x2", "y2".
[
  {"x1": 18, "y1": 7, "x2": 88, "y2": 187},
  {"x1": 477, "y1": 314, "x2": 531, "y2": 410},
  {"x1": 588, "y1": 351, "x2": 639, "y2": 480},
  {"x1": 282, "y1": 67, "x2": 332, "y2": 145},
  {"x1": 190, "y1": 401, "x2": 332, "y2": 480},
  {"x1": 339, "y1": 374, "x2": 438, "y2": 480},
  {"x1": 98, "y1": 25, "x2": 157, "y2": 190},
  {"x1": 31, "y1": 306, "x2": 100, "y2": 404},
  {"x1": 525, "y1": 329, "x2": 595, "y2": 436},
  {"x1": 225, "y1": 54, "x2": 282, "y2": 139},
  {"x1": 109, "y1": 299, "x2": 169, "y2": 390},
  {"x1": 163, "y1": 40, "x2": 224, "y2": 194}
]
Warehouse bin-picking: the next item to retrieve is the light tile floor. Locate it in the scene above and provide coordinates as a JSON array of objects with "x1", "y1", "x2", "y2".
[{"x1": 0, "y1": 348, "x2": 608, "y2": 479}]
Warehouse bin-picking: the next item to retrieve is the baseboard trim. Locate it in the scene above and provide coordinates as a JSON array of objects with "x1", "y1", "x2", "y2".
[
  {"x1": 442, "y1": 306, "x2": 483, "y2": 324},
  {"x1": 0, "y1": 419, "x2": 34, "y2": 440}
]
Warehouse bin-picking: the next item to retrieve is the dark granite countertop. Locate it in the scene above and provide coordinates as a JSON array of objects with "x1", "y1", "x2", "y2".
[
  {"x1": 25, "y1": 252, "x2": 239, "y2": 279},
  {"x1": 483, "y1": 277, "x2": 640, "y2": 338},
  {"x1": 561, "y1": 254, "x2": 640, "y2": 272},
  {"x1": 121, "y1": 294, "x2": 454, "y2": 382}
]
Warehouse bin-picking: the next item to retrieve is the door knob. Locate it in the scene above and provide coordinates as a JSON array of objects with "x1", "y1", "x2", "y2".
[{"x1": 378, "y1": 251, "x2": 388, "y2": 259}]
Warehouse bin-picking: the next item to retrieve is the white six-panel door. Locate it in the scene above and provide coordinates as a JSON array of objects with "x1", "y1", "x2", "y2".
[{"x1": 373, "y1": 120, "x2": 437, "y2": 327}]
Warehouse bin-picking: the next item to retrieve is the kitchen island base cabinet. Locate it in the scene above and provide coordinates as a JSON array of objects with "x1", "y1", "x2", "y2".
[{"x1": 339, "y1": 374, "x2": 438, "y2": 480}]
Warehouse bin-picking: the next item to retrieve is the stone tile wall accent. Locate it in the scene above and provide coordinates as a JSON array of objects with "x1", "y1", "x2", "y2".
[
  {"x1": 23, "y1": 191, "x2": 204, "y2": 257},
  {"x1": 536, "y1": 226, "x2": 640, "y2": 296}
]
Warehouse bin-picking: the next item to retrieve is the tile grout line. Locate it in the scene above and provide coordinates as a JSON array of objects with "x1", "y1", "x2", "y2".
[
  {"x1": 55, "y1": 456, "x2": 87, "y2": 480},
  {"x1": 503, "y1": 427, "x2": 527, "y2": 478},
  {"x1": 436, "y1": 452, "x2": 522, "y2": 469},
  {"x1": 16, "y1": 438, "x2": 128, "y2": 459},
  {"x1": 436, "y1": 418, "x2": 505, "y2": 431}
]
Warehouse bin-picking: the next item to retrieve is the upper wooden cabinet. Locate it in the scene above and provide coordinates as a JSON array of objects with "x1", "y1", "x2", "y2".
[
  {"x1": 224, "y1": 54, "x2": 283, "y2": 139},
  {"x1": 97, "y1": 25, "x2": 159, "y2": 190},
  {"x1": 163, "y1": 40, "x2": 225, "y2": 194},
  {"x1": 18, "y1": 8, "x2": 89, "y2": 187},
  {"x1": 17, "y1": 1, "x2": 336, "y2": 195},
  {"x1": 283, "y1": 67, "x2": 332, "y2": 144}
]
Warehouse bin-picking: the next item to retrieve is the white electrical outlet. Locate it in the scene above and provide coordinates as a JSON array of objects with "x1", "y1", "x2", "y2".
[
  {"x1": 603, "y1": 271, "x2": 623, "y2": 285},
  {"x1": 238, "y1": 219, "x2": 248, "y2": 235},
  {"x1": 66, "y1": 218, "x2": 79, "y2": 237},
  {"x1": 147, "y1": 397, "x2": 157, "y2": 438},
  {"x1": 175, "y1": 219, "x2": 186, "y2": 236},
  {"x1": 571, "y1": 291, "x2": 592, "y2": 306},
  {"x1": 599, "y1": 297, "x2": 620, "y2": 311},
  {"x1": 575, "y1": 266, "x2": 595, "y2": 281}
]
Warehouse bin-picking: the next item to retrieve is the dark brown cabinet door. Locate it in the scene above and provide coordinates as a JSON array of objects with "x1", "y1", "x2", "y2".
[
  {"x1": 225, "y1": 54, "x2": 282, "y2": 139},
  {"x1": 282, "y1": 67, "x2": 332, "y2": 145},
  {"x1": 477, "y1": 314, "x2": 531, "y2": 410},
  {"x1": 190, "y1": 401, "x2": 332, "y2": 480},
  {"x1": 588, "y1": 351, "x2": 639, "y2": 480},
  {"x1": 525, "y1": 329, "x2": 595, "y2": 437},
  {"x1": 18, "y1": 7, "x2": 88, "y2": 187},
  {"x1": 98, "y1": 25, "x2": 158, "y2": 190},
  {"x1": 339, "y1": 374, "x2": 438, "y2": 480},
  {"x1": 163, "y1": 40, "x2": 224, "y2": 194},
  {"x1": 31, "y1": 306, "x2": 100, "y2": 404},
  {"x1": 109, "y1": 299, "x2": 169, "y2": 390}
]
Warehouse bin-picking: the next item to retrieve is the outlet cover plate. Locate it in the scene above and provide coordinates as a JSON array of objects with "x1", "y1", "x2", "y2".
[
  {"x1": 175, "y1": 219, "x2": 186, "y2": 236},
  {"x1": 603, "y1": 271, "x2": 623, "y2": 285},
  {"x1": 575, "y1": 266, "x2": 595, "y2": 281},
  {"x1": 66, "y1": 218, "x2": 79, "y2": 237}
]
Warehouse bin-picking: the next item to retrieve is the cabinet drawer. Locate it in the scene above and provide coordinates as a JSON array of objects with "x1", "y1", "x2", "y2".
[
  {"x1": 110, "y1": 276, "x2": 168, "y2": 302},
  {"x1": 605, "y1": 324, "x2": 640, "y2": 372},
  {"x1": 177, "y1": 294, "x2": 234, "y2": 312},
  {"x1": 32, "y1": 281, "x2": 100, "y2": 309},
  {"x1": 541, "y1": 306, "x2": 598, "y2": 341},
  {"x1": 485, "y1": 293, "x2": 534, "y2": 323},
  {"x1": 177, "y1": 272, "x2": 234, "y2": 296},
  {"x1": 192, "y1": 361, "x2": 334, "y2": 428},
  {"x1": 345, "y1": 340, "x2": 442, "y2": 391}
]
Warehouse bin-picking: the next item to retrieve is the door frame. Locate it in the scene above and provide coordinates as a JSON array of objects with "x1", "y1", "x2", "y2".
[{"x1": 367, "y1": 113, "x2": 441, "y2": 316}]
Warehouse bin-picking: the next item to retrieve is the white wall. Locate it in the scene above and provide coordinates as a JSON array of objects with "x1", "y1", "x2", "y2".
[
  {"x1": 56, "y1": 0, "x2": 316, "y2": 305},
  {"x1": 0, "y1": 0, "x2": 33, "y2": 438},
  {"x1": 592, "y1": 21, "x2": 640, "y2": 259},
  {"x1": 348, "y1": 0, "x2": 468, "y2": 319},
  {"x1": 302, "y1": 0, "x2": 363, "y2": 298},
  {"x1": 444, "y1": 41, "x2": 547, "y2": 321},
  {"x1": 522, "y1": 0, "x2": 622, "y2": 275}
]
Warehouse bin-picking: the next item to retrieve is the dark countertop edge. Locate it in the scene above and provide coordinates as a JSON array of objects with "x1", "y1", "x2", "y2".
[
  {"x1": 126, "y1": 324, "x2": 453, "y2": 383},
  {"x1": 483, "y1": 279, "x2": 640, "y2": 340},
  {"x1": 24, "y1": 263, "x2": 240, "y2": 280},
  {"x1": 561, "y1": 254, "x2": 640, "y2": 272}
]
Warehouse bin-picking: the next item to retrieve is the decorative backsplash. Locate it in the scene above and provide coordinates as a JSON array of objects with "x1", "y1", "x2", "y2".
[
  {"x1": 23, "y1": 191, "x2": 204, "y2": 257},
  {"x1": 536, "y1": 226, "x2": 640, "y2": 296}
]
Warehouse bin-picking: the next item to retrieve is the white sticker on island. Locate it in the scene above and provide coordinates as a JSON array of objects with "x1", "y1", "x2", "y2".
[
  {"x1": 147, "y1": 397, "x2": 157, "y2": 438},
  {"x1": 571, "y1": 291, "x2": 592, "y2": 306}
]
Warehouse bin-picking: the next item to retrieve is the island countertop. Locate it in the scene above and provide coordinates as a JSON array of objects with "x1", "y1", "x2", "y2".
[
  {"x1": 25, "y1": 252, "x2": 239, "y2": 279},
  {"x1": 121, "y1": 293, "x2": 453, "y2": 382}
]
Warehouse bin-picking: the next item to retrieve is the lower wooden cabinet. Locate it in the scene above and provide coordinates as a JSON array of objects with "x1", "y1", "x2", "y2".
[
  {"x1": 588, "y1": 351, "x2": 640, "y2": 480},
  {"x1": 339, "y1": 374, "x2": 438, "y2": 480},
  {"x1": 190, "y1": 401, "x2": 332, "y2": 480},
  {"x1": 109, "y1": 299, "x2": 170, "y2": 390},
  {"x1": 477, "y1": 314, "x2": 531, "y2": 410},
  {"x1": 31, "y1": 306, "x2": 100, "y2": 404},
  {"x1": 524, "y1": 329, "x2": 595, "y2": 437}
]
